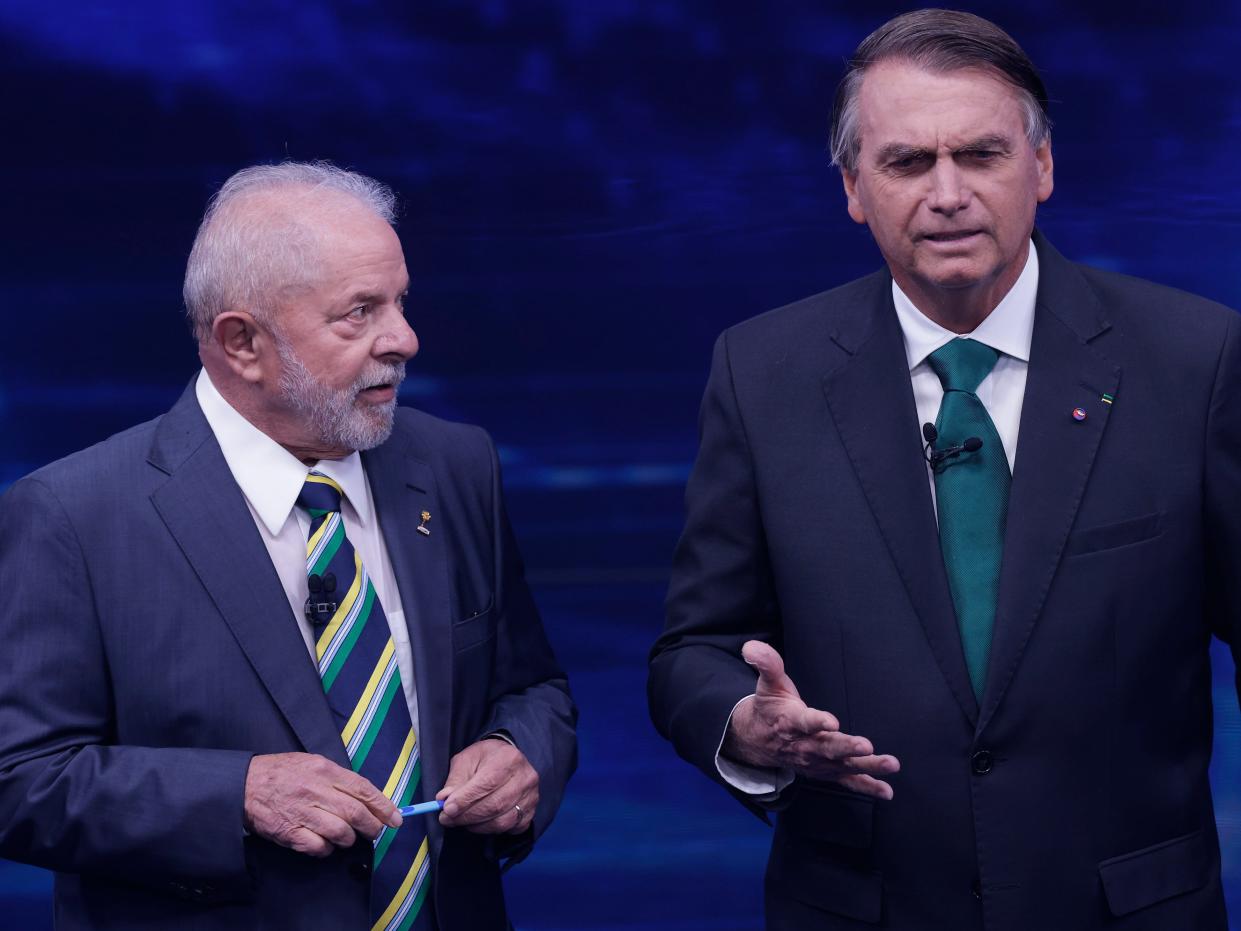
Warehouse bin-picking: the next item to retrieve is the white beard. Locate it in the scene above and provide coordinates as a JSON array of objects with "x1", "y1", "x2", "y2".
[{"x1": 273, "y1": 333, "x2": 405, "y2": 452}]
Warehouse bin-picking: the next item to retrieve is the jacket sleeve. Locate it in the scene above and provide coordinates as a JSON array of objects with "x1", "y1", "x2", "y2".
[
  {"x1": 1205, "y1": 310, "x2": 1241, "y2": 699},
  {"x1": 0, "y1": 476, "x2": 254, "y2": 897},
  {"x1": 474, "y1": 430, "x2": 578, "y2": 865},
  {"x1": 647, "y1": 330, "x2": 783, "y2": 817}
]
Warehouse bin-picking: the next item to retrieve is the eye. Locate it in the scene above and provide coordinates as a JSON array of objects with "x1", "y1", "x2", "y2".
[
  {"x1": 886, "y1": 153, "x2": 930, "y2": 173},
  {"x1": 346, "y1": 305, "x2": 369, "y2": 321}
]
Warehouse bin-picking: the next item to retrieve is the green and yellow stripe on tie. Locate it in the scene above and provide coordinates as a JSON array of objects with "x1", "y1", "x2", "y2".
[
  {"x1": 372, "y1": 837, "x2": 430, "y2": 931},
  {"x1": 296, "y1": 470, "x2": 432, "y2": 930},
  {"x1": 373, "y1": 729, "x2": 421, "y2": 868}
]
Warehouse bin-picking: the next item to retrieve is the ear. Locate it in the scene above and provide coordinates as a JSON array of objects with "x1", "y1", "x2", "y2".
[
  {"x1": 210, "y1": 311, "x2": 270, "y2": 384},
  {"x1": 841, "y1": 170, "x2": 867, "y2": 225},
  {"x1": 1034, "y1": 137, "x2": 1054, "y2": 203}
]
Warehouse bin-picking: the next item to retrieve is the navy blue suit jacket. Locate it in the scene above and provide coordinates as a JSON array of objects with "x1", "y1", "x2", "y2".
[
  {"x1": 0, "y1": 385, "x2": 577, "y2": 929},
  {"x1": 649, "y1": 232, "x2": 1241, "y2": 929}
]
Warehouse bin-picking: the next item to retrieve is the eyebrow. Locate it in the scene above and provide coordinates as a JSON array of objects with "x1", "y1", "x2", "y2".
[
  {"x1": 344, "y1": 290, "x2": 384, "y2": 307},
  {"x1": 874, "y1": 134, "x2": 1014, "y2": 164},
  {"x1": 874, "y1": 143, "x2": 932, "y2": 164},
  {"x1": 955, "y1": 134, "x2": 1013, "y2": 153},
  {"x1": 344, "y1": 282, "x2": 410, "y2": 306}
]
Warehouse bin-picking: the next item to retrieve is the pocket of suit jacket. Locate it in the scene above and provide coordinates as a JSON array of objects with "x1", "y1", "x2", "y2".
[
  {"x1": 453, "y1": 601, "x2": 495, "y2": 652},
  {"x1": 1063, "y1": 511, "x2": 1164, "y2": 558},
  {"x1": 1097, "y1": 827, "x2": 1214, "y2": 916}
]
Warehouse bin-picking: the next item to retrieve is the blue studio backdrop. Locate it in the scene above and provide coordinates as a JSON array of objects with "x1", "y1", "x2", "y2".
[{"x1": 3, "y1": 2, "x2": 1241, "y2": 928}]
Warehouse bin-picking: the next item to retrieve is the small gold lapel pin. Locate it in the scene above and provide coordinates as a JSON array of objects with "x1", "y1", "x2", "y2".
[{"x1": 417, "y1": 510, "x2": 432, "y2": 536}]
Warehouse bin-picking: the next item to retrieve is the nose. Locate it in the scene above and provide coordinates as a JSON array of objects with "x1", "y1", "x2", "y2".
[
  {"x1": 378, "y1": 307, "x2": 419, "y2": 362},
  {"x1": 926, "y1": 158, "x2": 970, "y2": 214}
]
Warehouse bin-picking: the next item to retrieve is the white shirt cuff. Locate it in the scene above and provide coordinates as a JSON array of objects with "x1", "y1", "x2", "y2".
[{"x1": 714, "y1": 695, "x2": 795, "y2": 800}]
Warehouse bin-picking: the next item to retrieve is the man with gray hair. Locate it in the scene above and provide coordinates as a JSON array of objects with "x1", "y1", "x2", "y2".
[
  {"x1": 0, "y1": 161, "x2": 577, "y2": 930},
  {"x1": 650, "y1": 9, "x2": 1241, "y2": 929}
]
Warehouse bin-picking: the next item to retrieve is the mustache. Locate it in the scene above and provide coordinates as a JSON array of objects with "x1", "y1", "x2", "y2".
[{"x1": 350, "y1": 362, "x2": 407, "y2": 396}]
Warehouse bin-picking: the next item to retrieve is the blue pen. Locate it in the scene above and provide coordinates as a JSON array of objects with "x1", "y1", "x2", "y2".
[{"x1": 398, "y1": 800, "x2": 445, "y2": 818}]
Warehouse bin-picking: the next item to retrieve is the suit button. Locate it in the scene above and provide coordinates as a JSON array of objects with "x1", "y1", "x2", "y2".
[
  {"x1": 349, "y1": 859, "x2": 372, "y2": 881},
  {"x1": 971, "y1": 750, "x2": 994, "y2": 775},
  {"x1": 971, "y1": 878, "x2": 982, "y2": 900}
]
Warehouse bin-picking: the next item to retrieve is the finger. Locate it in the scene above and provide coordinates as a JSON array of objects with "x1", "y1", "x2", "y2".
[
  {"x1": 332, "y1": 794, "x2": 387, "y2": 840},
  {"x1": 757, "y1": 703, "x2": 842, "y2": 749},
  {"x1": 833, "y1": 772, "x2": 896, "y2": 801},
  {"x1": 436, "y1": 748, "x2": 481, "y2": 802},
  {"x1": 741, "y1": 641, "x2": 802, "y2": 701},
  {"x1": 513, "y1": 790, "x2": 537, "y2": 833},
  {"x1": 461, "y1": 791, "x2": 534, "y2": 835},
  {"x1": 442, "y1": 776, "x2": 516, "y2": 824},
  {"x1": 461, "y1": 804, "x2": 523, "y2": 834},
  {"x1": 305, "y1": 806, "x2": 359, "y2": 850},
  {"x1": 780, "y1": 735, "x2": 863, "y2": 771},
  {"x1": 441, "y1": 774, "x2": 508, "y2": 824},
  {"x1": 333, "y1": 770, "x2": 400, "y2": 829},
  {"x1": 441, "y1": 760, "x2": 532, "y2": 825},
  {"x1": 778, "y1": 703, "x2": 841, "y2": 737},
  {"x1": 840, "y1": 753, "x2": 901, "y2": 776},
  {"x1": 787, "y1": 731, "x2": 873, "y2": 764},
  {"x1": 286, "y1": 824, "x2": 337, "y2": 858}
]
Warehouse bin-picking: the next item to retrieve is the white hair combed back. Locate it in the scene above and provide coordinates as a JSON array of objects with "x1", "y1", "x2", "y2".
[{"x1": 183, "y1": 161, "x2": 398, "y2": 343}]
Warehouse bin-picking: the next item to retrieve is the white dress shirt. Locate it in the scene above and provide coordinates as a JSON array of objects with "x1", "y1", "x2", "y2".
[
  {"x1": 716, "y1": 240, "x2": 1040, "y2": 797},
  {"x1": 194, "y1": 369, "x2": 421, "y2": 732},
  {"x1": 897, "y1": 241, "x2": 1037, "y2": 497}
]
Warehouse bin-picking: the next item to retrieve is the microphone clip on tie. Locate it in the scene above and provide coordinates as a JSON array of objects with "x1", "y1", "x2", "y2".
[
  {"x1": 922, "y1": 423, "x2": 983, "y2": 472},
  {"x1": 304, "y1": 572, "x2": 338, "y2": 625}
]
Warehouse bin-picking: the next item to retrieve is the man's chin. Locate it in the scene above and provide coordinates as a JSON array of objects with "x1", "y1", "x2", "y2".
[
  {"x1": 351, "y1": 404, "x2": 397, "y2": 450},
  {"x1": 354, "y1": 396, "x2": 398, "y2": 420},
  {"x1": 915, "y1": 256, "x2": 999, "y2": 292}
]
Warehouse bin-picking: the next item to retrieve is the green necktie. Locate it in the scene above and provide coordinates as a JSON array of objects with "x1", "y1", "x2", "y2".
[{"x1": 928, "y1": 339, "x2": 1010, "y2": 700}]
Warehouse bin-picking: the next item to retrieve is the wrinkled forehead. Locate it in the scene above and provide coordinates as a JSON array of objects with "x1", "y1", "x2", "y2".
[{"x1": 856, "y1": 61, "x2": 1028, "y2": 152}]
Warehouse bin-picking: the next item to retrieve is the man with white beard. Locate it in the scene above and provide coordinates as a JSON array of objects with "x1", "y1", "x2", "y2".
[{"x1": 0, "y1": 162, "x2": 577, "y2": 931}]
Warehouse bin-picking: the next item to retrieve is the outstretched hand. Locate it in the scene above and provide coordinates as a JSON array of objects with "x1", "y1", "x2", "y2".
[{"x1": 722, "y1": 640, "x2": 900, "y2": 799}]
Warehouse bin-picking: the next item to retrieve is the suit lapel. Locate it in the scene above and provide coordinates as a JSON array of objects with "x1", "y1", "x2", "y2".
[
  {"x1": 148, "y1": 386, "x2": 348, "y2": 765},
  {"x1": 821, "y1": 277, "x2": 980, "y2": 725},
  {"x1": 363, "y1": 433, "x2": 453, "y2": 858},
  {"x1": 978, "y1": 234, "x2": 1120, "y2": 731}
]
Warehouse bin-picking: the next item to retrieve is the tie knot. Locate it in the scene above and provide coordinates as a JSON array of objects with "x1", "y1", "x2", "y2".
[
  {"x1": 928, "y1": 338, "x2": 1000, "y2": 393},
  {"x1": 297, "y1": 471, "x2": 344, "y2": 516}
]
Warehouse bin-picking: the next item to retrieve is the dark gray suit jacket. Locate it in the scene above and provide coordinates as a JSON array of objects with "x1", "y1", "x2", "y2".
[
  {"x1": 650, "y1": 232, "x2": 1241, "y2": 929},
  {"x1": 0, "y1": 386, "x2": 577, "y2": 929}
]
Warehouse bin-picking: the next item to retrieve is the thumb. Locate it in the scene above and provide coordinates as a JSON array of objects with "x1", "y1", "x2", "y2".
[
  {"x1": 435, "y1": 748, "x2": 478, "y2": 802},
  {"x1": 741, "y1": 640, "x2": 801, "y2": 701}
]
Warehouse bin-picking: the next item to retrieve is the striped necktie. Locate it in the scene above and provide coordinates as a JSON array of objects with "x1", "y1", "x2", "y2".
[
  {"x1": 298, "y1": 472, "x2": 433, "y2": 931},
  {"x1": 928, "y1": 339, "x2": 1010, "y2": 700}
]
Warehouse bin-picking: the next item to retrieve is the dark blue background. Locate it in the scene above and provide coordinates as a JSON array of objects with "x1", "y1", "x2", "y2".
[{"x1": 3, "y1": 2, "x2": 1241, "y2": 928}]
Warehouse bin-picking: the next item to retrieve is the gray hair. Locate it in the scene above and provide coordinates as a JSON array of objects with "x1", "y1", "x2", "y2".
[
  {"x1": 829, "y1": 9, "x2": 1051, "y2": 173},
  {"x1": 183, "y1": 161, "x2": 397, "y2": 343}
]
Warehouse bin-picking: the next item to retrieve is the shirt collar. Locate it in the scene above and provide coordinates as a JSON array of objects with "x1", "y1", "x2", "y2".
[
  {"x1": 194, "y1": 369, "x2": 374, "y2": 535},
  {"x1": 891, "y1": 238, "x2": 1038, "y2": 371}
]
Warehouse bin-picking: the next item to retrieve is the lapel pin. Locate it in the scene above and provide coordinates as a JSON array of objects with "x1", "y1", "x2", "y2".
[
  {"x1": 1101, "y1": 393, "x2": 1114, "y2": 405},
  {"x1": 417, "y1": 510, "x2": 432, "y2": 536},
  {"x1": 1072, "y1": 407, "x2": 1087, "y2": 422}
]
